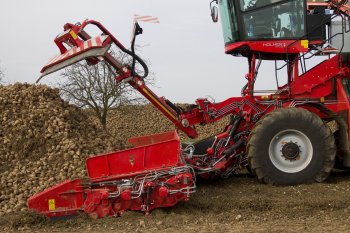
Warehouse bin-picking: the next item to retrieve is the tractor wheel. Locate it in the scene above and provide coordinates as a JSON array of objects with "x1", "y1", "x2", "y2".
[{"x1": 247, "y1": 108, "x2": 336, "y2": 185}]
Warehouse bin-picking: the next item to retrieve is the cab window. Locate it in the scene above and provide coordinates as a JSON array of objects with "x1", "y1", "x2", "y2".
[{"x1": 240, "y1": 0, "x2": 305, "y2": 40}]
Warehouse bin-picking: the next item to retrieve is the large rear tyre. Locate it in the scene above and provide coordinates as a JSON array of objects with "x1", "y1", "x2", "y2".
[{"x1": 248, "y1": 108, "x2": 336, "y2": 185}]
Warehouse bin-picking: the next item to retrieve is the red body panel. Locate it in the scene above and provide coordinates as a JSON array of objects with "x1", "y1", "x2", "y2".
[
  {"x1": 128, "y1": 131, "x2": 178, "y2": 147},
  {"x1": 27, "y1": 179, "x2": 84, "y2": 218},
  {"x1": 225, "y1": 40, "x2": 309, "y2": 54},
  {"x1": 86, "y1": 131, "x2": 181, "y2": 182},
  {"x1": 290, "y1": 55, "x2": 341, "y2": 97}
]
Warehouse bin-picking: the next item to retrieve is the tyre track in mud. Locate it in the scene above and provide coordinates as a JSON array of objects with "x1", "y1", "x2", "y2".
[{"x1": 2, "y1": 171, "x2": 350, "y2": 232}]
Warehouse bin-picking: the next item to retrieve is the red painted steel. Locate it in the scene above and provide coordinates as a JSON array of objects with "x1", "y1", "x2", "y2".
[
  {"x1": 86, "y1": 131, "x2": 181, "y2": 182},
  {"x1": 128, "y1": 131, "x2": 178, "y2": 147},
  {"x1": 41, "y1": 35, "x2": 111, "y2": 73},
  {"x1": 27, "y1": 179, "x2": 84, "y2": 218},
  {"x1": 28, "y1": 131, "x2": 195, "y2": 218},
  {"x1": 290, "y1": 55, "x2": 341, "y2": 97},
  {"x1": 225, "y1": 40, "x2": 309, "y2": 54}
]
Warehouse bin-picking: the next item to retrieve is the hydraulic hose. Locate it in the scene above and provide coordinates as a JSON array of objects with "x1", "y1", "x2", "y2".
[
  {"x1": 223, "y1": 138, "x2": 244, "y2": 157},
  {"x1": 228, "y1": 114, "x2": 243, "y2": 138},
  {"x1": 80, "y1": 20, "x2": 149, "y2": 79},
  {"x1": 128, "y1": 36, "x2": 149, "y2": 79},
  {"x1": 165, "y1": 99, "x2": 182, "y2": 116},
  {"x1": 124, "y1": 22, "x2": 149, "y2": 79}
]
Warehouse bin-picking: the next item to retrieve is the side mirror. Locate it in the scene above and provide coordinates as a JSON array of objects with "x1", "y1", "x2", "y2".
[{"x1": 211, "y1": 6, "x2": 219, "y2": 23}]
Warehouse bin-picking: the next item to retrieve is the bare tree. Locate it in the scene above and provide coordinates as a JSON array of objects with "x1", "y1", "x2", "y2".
[{"x1": 59, "y1": 50, "x2": 148, "y2": 131}]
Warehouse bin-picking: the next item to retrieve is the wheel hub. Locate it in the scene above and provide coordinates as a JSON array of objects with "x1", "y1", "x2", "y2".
[
  {"x1": 281, "y1": 142, "x2": 300, "y2": 160},
  {"x1": 268, "y1": 129, "x2": 313, "y2": 173}
]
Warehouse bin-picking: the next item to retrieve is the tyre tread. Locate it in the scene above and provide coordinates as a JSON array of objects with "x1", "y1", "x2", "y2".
[{"x1": 248, "y1": 107, "x2": 336, "y2": 185}]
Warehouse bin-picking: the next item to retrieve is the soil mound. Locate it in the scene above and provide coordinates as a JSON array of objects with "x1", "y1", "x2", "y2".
[
  {"x1": 0, "y1": 83, "x2": 117, "y2": 214},
  {"x1": 106, "y1": 104, "x2": 229, "y2": 142}
]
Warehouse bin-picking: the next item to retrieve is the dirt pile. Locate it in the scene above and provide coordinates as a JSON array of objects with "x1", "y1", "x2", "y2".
[
  {"x1": 0, "y1": 83, "x2": 117, "y2": 215},
  {"x1": 105, "y1": 105, "x2": 229, "y2": 142}
]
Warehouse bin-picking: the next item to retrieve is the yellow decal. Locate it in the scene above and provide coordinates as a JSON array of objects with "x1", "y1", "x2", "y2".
[
  {"x1": 320, "y1": 97, "x2": 325, "y2": 103},
  {"x1": 129, "y1": 154, "x2": 135, "y2": 166},
  {"x1": 301, "y1": 40, "x2": 309, "y2": 49},
  {"x1": 70, "y1": 30, "x2": 78, "y2": 40},
  {"x1": 143, "y1": 88, "x2": 177, "y2": 121},
  {"x1": 48, "y1": 199, "x2": 56, "y2": 211}
]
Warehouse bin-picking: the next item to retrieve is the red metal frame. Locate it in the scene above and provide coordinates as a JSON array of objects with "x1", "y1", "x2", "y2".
[{"x1": 28, "y1": 131, "x2": 195, "y2": 218}]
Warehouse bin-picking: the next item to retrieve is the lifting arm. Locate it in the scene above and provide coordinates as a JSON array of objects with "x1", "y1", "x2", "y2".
[
  {"x1": 37, "y1": 20, "x2": 201, "y2": 138},
  {"x1": 38, "y1": 20, "x2": 249, "y2": 138}
]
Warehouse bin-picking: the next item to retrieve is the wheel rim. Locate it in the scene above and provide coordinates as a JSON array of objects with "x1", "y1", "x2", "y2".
[{"x1": 268, "y1": 129, "x2": 313, "y2": 173}]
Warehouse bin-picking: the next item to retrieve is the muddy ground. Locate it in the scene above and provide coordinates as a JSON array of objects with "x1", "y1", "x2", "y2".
[{"x1": 1, "y1": 170, "x2": 350, "y2": 233}]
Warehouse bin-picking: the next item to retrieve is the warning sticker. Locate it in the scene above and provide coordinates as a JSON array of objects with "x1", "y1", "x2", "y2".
[
  {"x1": 69, "y1": 30, "x2": 78, "y2": 40},
  {"x1": 301, "y1": 40, "x2": 309, "y2": 49},
  {"x1": 48, "y1": 199, "x2": 56, "y2": 211}
]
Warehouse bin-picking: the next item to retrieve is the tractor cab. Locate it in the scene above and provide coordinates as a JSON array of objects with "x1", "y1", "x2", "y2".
[
  {"x1": 219, "y1": 0, "x2": 305, "y2": 42},
  {"x1": 215, "y1": 0, "x2": 331, "y2": 56}
]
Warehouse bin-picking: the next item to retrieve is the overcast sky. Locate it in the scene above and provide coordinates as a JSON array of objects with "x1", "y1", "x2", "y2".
[{"x1": 0, "y1": 0, "x2": 279, "y2": 103}]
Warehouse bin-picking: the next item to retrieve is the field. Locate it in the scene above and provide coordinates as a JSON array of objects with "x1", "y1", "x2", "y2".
[
  {"x1": 1, "y1": 84, "x2": 350, "y2": 232},
  {"x1": 2, "y1": 172, "x2": 350, "y2": 232}
]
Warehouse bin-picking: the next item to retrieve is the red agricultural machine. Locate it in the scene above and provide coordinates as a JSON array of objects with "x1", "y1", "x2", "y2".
[{"x1": 29, "y1": 0, "x2": 350, "y2": 219}]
